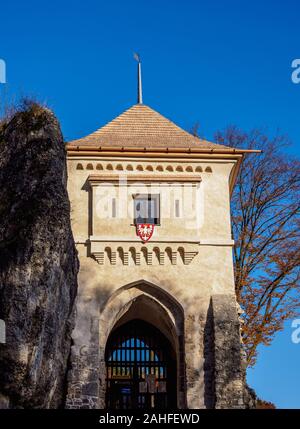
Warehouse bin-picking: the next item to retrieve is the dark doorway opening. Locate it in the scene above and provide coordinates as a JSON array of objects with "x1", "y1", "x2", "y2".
[{"x1": 105, "y1": 319, "x2": 177, "y2": 409}]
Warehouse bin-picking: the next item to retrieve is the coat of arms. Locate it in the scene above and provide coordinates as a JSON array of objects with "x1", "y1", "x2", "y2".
[{"x1": 136, "y1": 224, "x2": 154, "y2": 243}]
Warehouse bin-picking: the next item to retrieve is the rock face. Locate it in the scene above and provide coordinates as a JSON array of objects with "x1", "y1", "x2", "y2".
[{"x1": 0, "y1": 103, "x2": 79, "y2": 408}]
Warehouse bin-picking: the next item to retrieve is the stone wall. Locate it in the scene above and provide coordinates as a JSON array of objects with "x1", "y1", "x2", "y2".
[
  {"x1": 211, "y1": 294, "x2": 247, "y2": 409},
  {"x1": 65, "y1": 297, "x2": 100, "y2": 409},
  {"x1": 65, "y1": 285, "x2": 251, "y2": 409},
  {"x1": 66, "y1": 351, "x2": 99, "y2": 409}
]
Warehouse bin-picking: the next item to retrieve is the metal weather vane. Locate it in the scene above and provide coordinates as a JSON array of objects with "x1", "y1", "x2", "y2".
[{"x1": 133, "y1": 52, "x2": 143, "y2": 104}]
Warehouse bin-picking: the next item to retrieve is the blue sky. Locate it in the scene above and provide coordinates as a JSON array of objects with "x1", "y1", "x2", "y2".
[{"x1": 0, "y1": 0, "x2": 299, "y2": 408}]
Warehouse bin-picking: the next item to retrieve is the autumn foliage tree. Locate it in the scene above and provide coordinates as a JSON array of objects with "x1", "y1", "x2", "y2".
[{"x1": 215, "y1": 127, "x2": 300, "y2": 366}]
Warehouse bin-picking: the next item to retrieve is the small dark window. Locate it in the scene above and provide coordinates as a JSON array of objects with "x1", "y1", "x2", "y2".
[
  {"x1": 112, "y1": 198, "x2": 116, "y2": 218},
  {"x1": 175, "y1": 199, "x2": 180, "y2": 218},
  {"x1": 133, "y1": 194, "x2": 160, "y2": 225}
]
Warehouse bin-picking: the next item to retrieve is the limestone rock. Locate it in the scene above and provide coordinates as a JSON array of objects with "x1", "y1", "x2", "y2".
[{"x1": 0, "y1": 102, "x2": 79, "y2": 408}]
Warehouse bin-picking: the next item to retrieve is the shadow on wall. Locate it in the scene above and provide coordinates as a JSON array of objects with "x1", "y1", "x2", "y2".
[{"x1": 203, "y1": 299, "x2": 215, "y2": 408}]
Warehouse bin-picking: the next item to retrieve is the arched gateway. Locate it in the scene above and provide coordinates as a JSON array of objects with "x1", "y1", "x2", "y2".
[
  {"x1": 105, "y1": 319, "x2": 176, "y2": 409},
  {"x1": 65, "y1": 65, "x2": 255, "y2": 408},
  {"x1": 97, "y1": 281, "x2": 185, "y2": 409}
]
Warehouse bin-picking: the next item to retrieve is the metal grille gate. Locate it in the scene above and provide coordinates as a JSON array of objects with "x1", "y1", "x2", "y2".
[{"x1": 105, "y1": 319, "x2": 176, "y2": 409}]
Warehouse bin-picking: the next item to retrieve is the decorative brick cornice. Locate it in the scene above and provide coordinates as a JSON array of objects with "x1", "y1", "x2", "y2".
[{"x1": 91, "y1": 245, "x2": 198, "y2": 266}]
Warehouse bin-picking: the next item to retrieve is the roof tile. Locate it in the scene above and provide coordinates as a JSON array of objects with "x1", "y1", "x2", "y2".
[{"x1": 67, "y1": 104, "x2": 230, "y2": 150}]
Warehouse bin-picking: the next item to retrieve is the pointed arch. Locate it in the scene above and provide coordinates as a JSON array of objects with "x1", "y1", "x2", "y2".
[
  {"x1": 100, "y1": 280, "x2": 184, "y2": 341},
  {"x1": 98, "y1": 280, "x2": 185, "y2": 408}
]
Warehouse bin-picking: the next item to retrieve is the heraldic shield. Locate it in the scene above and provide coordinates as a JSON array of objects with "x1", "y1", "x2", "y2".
[{"x1": 136, "y1": 224, "x2": 154, "y2": 243}]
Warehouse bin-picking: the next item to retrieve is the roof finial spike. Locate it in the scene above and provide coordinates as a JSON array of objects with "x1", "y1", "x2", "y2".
[{"x1": 133, "y1": 52, "x2": 143, "y2": 104}]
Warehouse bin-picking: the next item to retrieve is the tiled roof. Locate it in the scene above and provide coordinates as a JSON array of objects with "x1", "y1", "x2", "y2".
[{"x1": 67, "y1": 104, "x2": 231, "y2": 150}]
